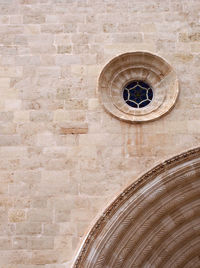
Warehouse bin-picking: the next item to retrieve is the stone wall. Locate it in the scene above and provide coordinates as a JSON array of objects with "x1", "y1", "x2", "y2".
[{"x1": 0, "y1": 0, "x2": 199, "y2": 267}]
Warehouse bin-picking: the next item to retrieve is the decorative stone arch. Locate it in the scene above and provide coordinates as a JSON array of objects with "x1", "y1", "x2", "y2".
[{"x1": 73, "y1": 147, "x2": 200, "y2": 268}]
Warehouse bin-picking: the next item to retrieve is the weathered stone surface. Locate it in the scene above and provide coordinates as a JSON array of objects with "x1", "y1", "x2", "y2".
[
  {"x1": 0, "y1": 0, "x2": 199, "y2": 267},
  {"x1": 8, "y1": 209, "x2": 26, "y2": 222},
  {"x1": 58, "y1": 122, "x2": 88, "y2": 135}
]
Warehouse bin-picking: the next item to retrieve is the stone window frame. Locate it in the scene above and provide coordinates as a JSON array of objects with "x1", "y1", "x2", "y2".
[{"x1": 98, "y1": 51, "x2": 179, "y2": 123}]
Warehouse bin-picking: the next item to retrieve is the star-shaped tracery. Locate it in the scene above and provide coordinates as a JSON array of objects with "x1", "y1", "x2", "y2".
[{"x1": 123, "y1": 81, "x2": 153, "y2": 108}]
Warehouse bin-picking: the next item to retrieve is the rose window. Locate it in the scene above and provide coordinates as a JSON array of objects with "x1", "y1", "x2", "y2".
[{"x1": 123, "y1": 80, "x2": 153, "y2": 108}]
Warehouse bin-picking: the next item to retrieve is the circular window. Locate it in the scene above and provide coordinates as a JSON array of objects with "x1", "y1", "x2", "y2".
[
  {"x1": 123, "y1": 80, "x2": 153, "y2": 108},
  {"x1": 98, "y1": 52, "x2": 179, "y2": 123}
]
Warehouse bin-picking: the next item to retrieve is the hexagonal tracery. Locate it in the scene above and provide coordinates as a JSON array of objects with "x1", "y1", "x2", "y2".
[{"x1": 123, "y1": 80, "x2": 153, "y2": 108}]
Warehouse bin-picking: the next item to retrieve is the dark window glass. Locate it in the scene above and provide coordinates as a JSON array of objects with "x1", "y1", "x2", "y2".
[{"x1": 123, "y1": 80, "x2": 153, "y2": 108}]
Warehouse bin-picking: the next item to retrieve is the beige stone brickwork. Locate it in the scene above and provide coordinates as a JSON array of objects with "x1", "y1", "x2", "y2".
[{"x1": 0, "y1": 0, "x2": 199, "y2": 267}]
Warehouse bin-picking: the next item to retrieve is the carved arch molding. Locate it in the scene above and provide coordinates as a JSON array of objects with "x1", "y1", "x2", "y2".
[{"x1": 73, "y1": 147, "x2": 200, "y2": 268}]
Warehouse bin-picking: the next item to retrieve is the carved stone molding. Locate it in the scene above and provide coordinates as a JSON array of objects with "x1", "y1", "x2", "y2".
[
  {"x1": 73, "y1": 147, "x2": 200, "y2": 267},
  {"x1": 98, "y1": 52, "x2": 179, "y2": 122}
]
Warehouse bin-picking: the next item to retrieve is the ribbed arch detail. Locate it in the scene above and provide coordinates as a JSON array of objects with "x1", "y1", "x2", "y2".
[{"x1": 73, "y1": 147, "x2": 200, "y2": 268}]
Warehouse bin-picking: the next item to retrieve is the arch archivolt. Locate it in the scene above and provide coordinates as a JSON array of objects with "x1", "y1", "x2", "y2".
[{"x1": 73, "y1": 147, "x2": 200, "y2": 268}]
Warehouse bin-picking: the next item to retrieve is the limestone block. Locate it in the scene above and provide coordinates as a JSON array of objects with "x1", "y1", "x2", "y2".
[
  {"x1": 27, "y1": 208, "x2": 53, "y2": 222},
  {"x1": 112, "y1": 33, "x2": 143, "y2": 43},
  {"x1": 64, "y1": 23, "x2": 77, "y2": 33},
  {"x1": 0, "y1": 67, "x2": 23, "y2": 77},
  {"x1": 57, "y1": 45, "x2": 72, "y2": 54},
  {"x1": 27, "y1": 237, "x2": 54, "y2": 250},
  {"x1": 0, "y1": 4, "x2": 18, "y2": 15},
  {"x1": 54, "y1": 34, "x2": 71, "y2": 45},
  {"x1": 0, "y1": 15, "x2": 9, "y2": 24},
  {"x1": 36, "y1": 132, "x2": 56, "y2": 146},
  {"x1": 0, "y1": 78, "x2": 10, "y2": 89},
  {"x1": 13, "y1": 236, "x2": 27, "y2": 249},
  {"x1": 191, "y1": 43, "x2": 200, "y2": 52},
  {"x1": 14, "y1": 111, "x2": 29, "y2": 122},
  {"x1": 0, "y1": 123, "x2": 16, "y2": 134},
  {"x1": 54, "y1": 235, "x2": 73, "y2": 262},
  {"x1": 58, "y1": 122, "x2": 88, "y2": 135},
  {"x1": 23, "y1": 14, "x2": 45, "y2": 24},
  {"x1": 10, "y1": 15, "x2": 23, "y2": 24},
  {"x1": 0, "y1": 135, "x2": 21, "y2": 146},
  {"x1": 41, "y1": 24, "x2": 63, "y2": 34},
  {"x1": 31, "y1": 250, "x2": 58, "y2": 265},
  {"x1": 0, "y1": 250, "x2": 31, "y2": 265},
  {"x1": 55, "y1": 207, "x2": 71, "y2": 222},
  {"x1": 30, "y1": 111, "x2": 53, "y2": 122},
  {"x1": 43, "y1": 223, "x2": 60, "y2": 236},
  {"x1": 16, "y1": 222, "x2": 42, "y2": 235},
  {"x1": 0, "y1": 237, "x2": 11, "y2": 249},
  {"x1": 5, "y1": 99, "x2": 21, "y2": 111},
  {"x1": 8, "y1": 209, "x2": 26, "y2": 222}
]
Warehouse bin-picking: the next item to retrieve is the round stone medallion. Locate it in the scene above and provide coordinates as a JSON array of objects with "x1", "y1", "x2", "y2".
[{"x1": 98, "y1": 52, "x2": 179, "y2": 122}]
